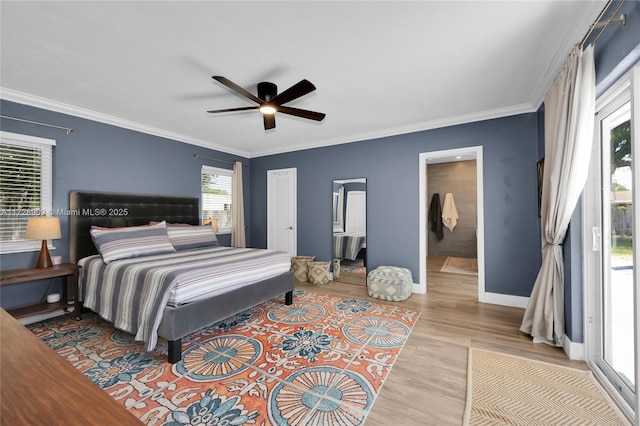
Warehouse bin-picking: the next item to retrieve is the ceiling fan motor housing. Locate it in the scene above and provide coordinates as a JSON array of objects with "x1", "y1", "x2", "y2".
[
  {"x1": 208, "y1": 76, "x2": 325, "y2": 130},
  {"x1": 257, "y1": 82, "x2": 277, "y2": 101}
]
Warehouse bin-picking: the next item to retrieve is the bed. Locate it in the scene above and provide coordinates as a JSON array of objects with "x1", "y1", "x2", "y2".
[
  {"x1": 69, "y1": 191, "x2": 294, "y2": 364},
  {"x1": 333, "y1": 232, "x2": 366, "y2": 261}
]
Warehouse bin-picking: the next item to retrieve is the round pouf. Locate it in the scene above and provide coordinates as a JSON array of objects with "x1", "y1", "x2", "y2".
[
  {"x1": 291, "y1": 256, "x2": 315, "y2": 282},
  {"x1": 367, "y1": 265, "x2": 413, "y2": 301},
  {"x1": 308, "y1": 261, "x2": 331, "y2": 285}
]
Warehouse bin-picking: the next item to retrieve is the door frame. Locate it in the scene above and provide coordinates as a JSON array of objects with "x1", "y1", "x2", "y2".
[
  {"x1": 583, "y1": 64, "x2": 639, "y2": 421},
  {"x1": 267, "y1": 167, "x2": 297, "y2": 256},
  {"x1": 418, "y1": 146, "x2": 485, "y2": 299}
]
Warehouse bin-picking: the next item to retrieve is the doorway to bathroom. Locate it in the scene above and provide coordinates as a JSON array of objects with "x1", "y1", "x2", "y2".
[{"x1": 418, "y1": 147, "x2": 485, "y2": 300}]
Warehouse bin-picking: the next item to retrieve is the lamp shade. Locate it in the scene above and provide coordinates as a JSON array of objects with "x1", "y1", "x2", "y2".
[
  {"x1": 26, "y1": 216, "x2": 61, "y2": 268},
  {"x1": 26, "y1": 216, "x2": 61, "y2": 240}
]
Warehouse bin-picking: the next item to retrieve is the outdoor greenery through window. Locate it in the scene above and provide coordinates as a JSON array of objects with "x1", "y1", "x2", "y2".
[
  {"x1": 610, "y1": 112, "x2": 632, "y2": 259},
  {"x1": 610, "y1": 113, "x2": 633, "y2": 261},
  {"x1": 201, "y1": 165, "x2": 232, "y2": 233},
  {"x1": 0, "y1": 131, "x2": 55, "y2": 253}
]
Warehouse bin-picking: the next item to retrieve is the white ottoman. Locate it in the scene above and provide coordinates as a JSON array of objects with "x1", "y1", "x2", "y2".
[{"x1": 367, "y1": 266, "x2": 413, "y2": 301}]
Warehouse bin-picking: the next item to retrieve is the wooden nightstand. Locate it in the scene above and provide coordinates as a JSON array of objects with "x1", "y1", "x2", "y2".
[{"x1": 0, "y1": 263, "x2": 80, "y2": 320}]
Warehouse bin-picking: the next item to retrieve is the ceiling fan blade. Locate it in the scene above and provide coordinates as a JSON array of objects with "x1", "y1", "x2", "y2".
[
  {"x1": 277, "y1": 105, "x2": 326, "y2": 121},
  {"x1": 207, "y1": 106, "x2": 259, "y2": 114},
  {"x1": 212, "y1": 76, "x2": 263, "y2": 104},
  {"x1": 263, "y1": 114, "x2": 276, "y2": 130},
  {"x1": 271, "y1": 79, "x2": 316, "y2": 106}
]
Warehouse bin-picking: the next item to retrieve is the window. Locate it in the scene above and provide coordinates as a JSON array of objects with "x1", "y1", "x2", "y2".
[
  {"x1": 584, "y1": 63, "x2": 639, "y2": 419},
  {"x1": 201, "y1": 165, "x2": 232, "y2": 234},
  {"x1": 0, "y1": 131, "x2": 56, "y2": 253}
]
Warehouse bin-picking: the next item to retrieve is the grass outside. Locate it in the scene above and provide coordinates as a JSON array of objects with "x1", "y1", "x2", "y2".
[{"x1": 612, "y1": 235, "x2": 633, "y2": 259}]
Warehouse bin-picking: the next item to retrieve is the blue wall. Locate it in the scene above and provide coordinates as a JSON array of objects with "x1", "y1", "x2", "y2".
[
  {"x1": 592, "y1": 0, "x2": 640, "y2": 96},
  {"x1": 250, "y1": 113, "x2": 542, "y2": 297},
  {"x1": 2, "y1": 0, "x2": 637, "y2": 341},
  {"x1": 562, "y1": 0, "x2": 640, "y2": 344},
  {"x1": 0, "y1": 100, "x2": 249, "y2": 309}
]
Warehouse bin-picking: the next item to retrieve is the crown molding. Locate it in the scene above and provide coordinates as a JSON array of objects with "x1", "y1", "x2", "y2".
[
  {"x1": 0, "y1": 88, "x2": 251, "y2": 158},
  {"x1": 528, "y1": 0, "x2": 608, "y2": 110},
  {"x1": 2, "y1": 87, "x2": 536, "y2": 160},
  {"x1": 250, "y1": 102, "x2": 535, "y2": 158}
]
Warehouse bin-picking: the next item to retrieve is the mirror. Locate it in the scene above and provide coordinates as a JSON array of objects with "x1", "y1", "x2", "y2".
[{"x1": 332, "y1": 178, "x2": 366, "y2": 285}]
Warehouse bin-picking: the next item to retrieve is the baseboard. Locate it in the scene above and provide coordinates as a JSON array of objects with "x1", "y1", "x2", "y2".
[
  {"x1": 563, "y1": 334, "x2": 585, "y2": 361},
  {"x1": 480, "y1": 292, "x2": 529, "y2": 308},
  {"x1": 412, "y1": 283, "x2": 425, "y2": 294}
]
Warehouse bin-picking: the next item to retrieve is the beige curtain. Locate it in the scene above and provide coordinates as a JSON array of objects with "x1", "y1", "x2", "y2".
[
  {"x1": 520, "y1": 45, "x2": 595, "y2": 346},
  {"x1": 231, "y1": 161, "x2": 246, "y2": 248}
]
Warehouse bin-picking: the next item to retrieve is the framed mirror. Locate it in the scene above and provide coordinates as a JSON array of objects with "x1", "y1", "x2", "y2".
[{"x1": 332, "y1": 178, "x2": 366, "y2": 285}]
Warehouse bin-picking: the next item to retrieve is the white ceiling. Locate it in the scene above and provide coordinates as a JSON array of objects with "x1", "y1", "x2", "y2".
[{"x1": 0, "y1": 1, "x2": 605, "y2": 158}]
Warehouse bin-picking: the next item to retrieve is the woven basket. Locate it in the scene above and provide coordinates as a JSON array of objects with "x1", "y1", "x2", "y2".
[
  {"x1": 308, "y1": 261, "x2": 331, "y2": 285},
  {"x1": 332, "y1": 258, "x2": 341, "y2": 280},
  {"x1": 291, "y1": 256, "x2": 315, "y2": 281}
]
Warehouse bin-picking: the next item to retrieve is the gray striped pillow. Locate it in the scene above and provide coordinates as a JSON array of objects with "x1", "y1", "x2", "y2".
[
  {"x1": 90, "y1": 221, "x2": 176, "y2": 264},
  {"x1": 167, "y1": 225, "x2": 219, "y2": 251}
]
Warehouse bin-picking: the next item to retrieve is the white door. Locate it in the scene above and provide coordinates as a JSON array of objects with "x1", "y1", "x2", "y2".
[
  {"x1": 267, "y1": 168, "x2": 297, "y2": 256},
  {"x1": 345, "y1": 191, "x2": 366, "y2": 233},
  {"x1": 585, "y1": 65, "x2": 639, "y2": 422}
]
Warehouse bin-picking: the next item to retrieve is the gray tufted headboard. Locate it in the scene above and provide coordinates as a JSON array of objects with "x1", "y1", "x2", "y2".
[{"x1": 69, "y1": 191, "x2": 200, "y2": 263}]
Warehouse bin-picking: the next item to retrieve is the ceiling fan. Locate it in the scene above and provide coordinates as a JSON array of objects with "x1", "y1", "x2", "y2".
[{"x1": 207, "y1": 76, "x2": 326, "y2": 130}]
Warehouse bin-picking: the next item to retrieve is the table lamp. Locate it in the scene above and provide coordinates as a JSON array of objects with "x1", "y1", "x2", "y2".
[
  {"x1": 26, "y1": 216, "x2": 61, "y2": 268},
  {"x1": 203, "y1": 218, "x2": 219, "y2": 233}
]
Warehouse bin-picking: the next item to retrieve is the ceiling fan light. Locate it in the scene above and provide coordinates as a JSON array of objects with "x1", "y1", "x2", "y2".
[{"x1": 259, "y1": 105, "x2": 277, "y2": 115}]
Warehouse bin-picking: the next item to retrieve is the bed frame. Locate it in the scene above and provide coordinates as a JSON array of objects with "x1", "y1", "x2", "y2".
[{"x1": 69, "y1": 191, "x2": 294, "y2": 363}]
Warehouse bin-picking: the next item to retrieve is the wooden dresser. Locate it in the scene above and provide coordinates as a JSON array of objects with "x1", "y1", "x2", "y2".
[{"x1": 0, "y1": 309, "x2": 141, "y2": 425}]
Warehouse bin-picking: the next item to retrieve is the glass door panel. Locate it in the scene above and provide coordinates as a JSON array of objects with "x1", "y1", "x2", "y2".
[{"x1": 600, "y1": 100, "x2": 636, "y2": 405}]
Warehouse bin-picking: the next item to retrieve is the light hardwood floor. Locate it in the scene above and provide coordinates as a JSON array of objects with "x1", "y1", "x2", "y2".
[
  {"x1": 295, "y1": 256, "x2": 588, "y2": 426},
  {"x1": 334, "y1": 270, "x2": 367, "y2": 286}
]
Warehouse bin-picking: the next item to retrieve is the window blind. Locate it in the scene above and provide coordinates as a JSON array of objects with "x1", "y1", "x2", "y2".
[
  {"x1": 201, "y1": 165, "x2": 233, "y2": 233},
  {"x1": 0, "y1": 131, "x2": 55, "y2": 253}
]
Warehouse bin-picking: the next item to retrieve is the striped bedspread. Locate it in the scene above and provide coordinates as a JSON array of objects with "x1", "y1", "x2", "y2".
[
  {"x1": 80, "y1": 247, "x2": 291, "y2": 351},
  {"x1": 333, "y1": 232, "x2": 366, "y2": 260}
]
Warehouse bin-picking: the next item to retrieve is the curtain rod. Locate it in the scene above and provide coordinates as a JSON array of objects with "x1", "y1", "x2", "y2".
[
  {"x1": 194, "y1": 154, "x2": 248, "y2": 167},
  {"x1": 579, "y1": 0, "x2": 626, "y2": 49},
  {"x1": 0, "y1": 115, "x2": 74, "y2": 134}
]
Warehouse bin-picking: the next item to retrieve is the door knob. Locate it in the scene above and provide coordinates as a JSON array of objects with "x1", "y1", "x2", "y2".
[{"x1": 286, "y1": 226, "x2": 293, "y2": 230}]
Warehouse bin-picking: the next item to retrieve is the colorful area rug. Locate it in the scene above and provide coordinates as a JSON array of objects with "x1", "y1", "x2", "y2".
[
  {"x1": 463, "y1": 348, "x2": 630, "y2": 425},
  {"x1": 28, "y1": 289, "x2": 419, "y2": 425},
  {"x1": 440, "y1": 257, "x2": 478, "y2": 276},
  {"x1": 340, "y1": 259, "x2": 367, "y2": 274}
]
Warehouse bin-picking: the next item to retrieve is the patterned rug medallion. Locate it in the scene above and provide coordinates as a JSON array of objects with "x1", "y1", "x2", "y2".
[
  {"x1": 340, "y1": 259, "x2": 367, "y2": 275},
  {"x1": 28, "y1": 290, "x2": 419, "y2": 425},
  {"x1": 440, "y1": 257, "x2": 478, "y2": 276},
  {"x1": 463, "y1": 348, "x2": 630, "y2": 425}
]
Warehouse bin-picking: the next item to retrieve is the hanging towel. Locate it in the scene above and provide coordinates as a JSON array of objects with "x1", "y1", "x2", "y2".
[
  {"x1": 442, "y1": 192, "x2": 459, "y2": 232},
  {"x1": 428, "y1": 193, "x2": 444, "y2": 241}
]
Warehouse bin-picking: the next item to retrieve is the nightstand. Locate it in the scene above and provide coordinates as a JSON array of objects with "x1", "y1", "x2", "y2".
[{"x1": 0, "y1": 263, "x2": 80, "y2": 320}]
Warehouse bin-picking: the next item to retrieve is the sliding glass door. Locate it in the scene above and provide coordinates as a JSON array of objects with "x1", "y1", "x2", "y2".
[
  {"x1": 599, "y1": 95, "x2": 635, "y2": 404},
  {"x1": 585, "y1": 64, "x2": 639, "y2": 423}
]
